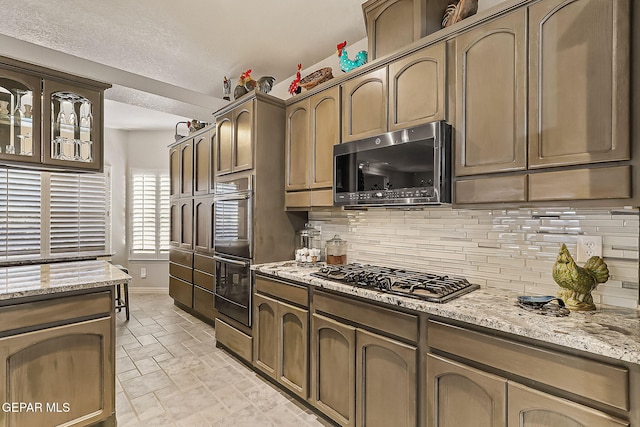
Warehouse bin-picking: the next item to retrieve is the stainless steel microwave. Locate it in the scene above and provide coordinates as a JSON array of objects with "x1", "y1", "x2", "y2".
[{"x1": 333, "y1": 121, "x2": 451, "y2": 207}]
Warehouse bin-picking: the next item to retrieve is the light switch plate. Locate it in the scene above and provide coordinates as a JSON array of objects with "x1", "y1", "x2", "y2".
[{"x1": 576, "y1": 236, "x2": 602, "y2": 263}]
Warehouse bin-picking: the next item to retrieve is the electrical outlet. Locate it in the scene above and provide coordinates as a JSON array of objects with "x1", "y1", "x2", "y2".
[
  {"x1": 576, "y1": 236, "x2": 602, "y2": 263},
  {"x1": 140, "y1": 267, "x2": 147, "y2": 279}
]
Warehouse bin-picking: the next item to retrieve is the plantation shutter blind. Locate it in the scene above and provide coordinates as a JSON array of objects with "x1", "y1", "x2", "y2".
[
  {"x1": 131, "y1": 172, "x2": 157, "y2": 254},
  {"x1": 0, "y1": 168, "x2": 41, "y2": 257},
  {"x1": 159, "y1": 174, "x2": 170, "y2": 253},
  {"x1": 50, "y1": 172, "x2": 107, "y2": 253}
]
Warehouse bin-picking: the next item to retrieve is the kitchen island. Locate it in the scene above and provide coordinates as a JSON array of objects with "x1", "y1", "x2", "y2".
[
  {"x1": 0, "y1": 260, "x2": 130, "y2": 427},
  {"x1": 252, "y1": 261, "x2": 640, "y2": 427}
]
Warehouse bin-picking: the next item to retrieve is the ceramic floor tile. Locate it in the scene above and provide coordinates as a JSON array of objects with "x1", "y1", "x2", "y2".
[{"x1": 116, "y1": 293, "x2": 324, "y2": 427}]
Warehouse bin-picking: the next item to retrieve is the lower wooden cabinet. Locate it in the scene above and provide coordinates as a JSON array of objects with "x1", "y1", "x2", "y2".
[
  {"x1": 253, "y1": 284, "x2": 309, "y2": 399},
  {"x1": 169, "y1": 276, "x2": 193, "y2": 308}
]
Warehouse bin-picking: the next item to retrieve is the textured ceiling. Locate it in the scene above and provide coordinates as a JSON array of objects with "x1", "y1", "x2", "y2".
[{"x1": 0, "y1": 0, "x2": 367, "y2": 128}]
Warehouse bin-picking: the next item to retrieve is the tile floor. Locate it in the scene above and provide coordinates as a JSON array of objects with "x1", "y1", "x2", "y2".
[{"x1": 115, "y1": 292, "x2": 329, "y2": 426}]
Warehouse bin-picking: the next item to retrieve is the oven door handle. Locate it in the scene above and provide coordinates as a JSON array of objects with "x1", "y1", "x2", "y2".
[
  {"x1": 213, "y1": 255, "x2": 250, "y2": 267},
  {"x1": 214, "y1": 193, "x2": 251, "y2": 202}
]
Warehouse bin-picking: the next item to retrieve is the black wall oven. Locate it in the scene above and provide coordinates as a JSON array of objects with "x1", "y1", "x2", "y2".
[{"x1": 213, "y1": 175, "x2": 253, "y2": 327}]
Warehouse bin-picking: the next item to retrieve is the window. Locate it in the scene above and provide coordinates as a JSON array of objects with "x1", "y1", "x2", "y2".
[
  {"x1": 0, "y1": 166, "x2": 110, "y2": 260},
  {"x1": 130, "y1": 169, "x2": 169, "y2": 259}
]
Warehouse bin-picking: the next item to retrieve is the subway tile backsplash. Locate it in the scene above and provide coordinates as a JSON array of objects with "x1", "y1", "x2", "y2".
[{"x1": 309, "y1": 207, "x2": 640, "y2": 309}]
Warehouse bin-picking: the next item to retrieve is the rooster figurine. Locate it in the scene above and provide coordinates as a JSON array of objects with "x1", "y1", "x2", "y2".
[
  {"x1": 337, "y1": 41, "x2": 367, "y2": 73},
  {"x1": 289, "y1": 63, "x2": 302, "y2": 95},
  {"x1": 552, "y1": 243, "x2": 609, "y2": 311}
]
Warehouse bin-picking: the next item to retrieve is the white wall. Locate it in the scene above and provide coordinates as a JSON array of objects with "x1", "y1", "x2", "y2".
[{"x1": 104, "y1": 128, "x2": 128, "y2": 267}]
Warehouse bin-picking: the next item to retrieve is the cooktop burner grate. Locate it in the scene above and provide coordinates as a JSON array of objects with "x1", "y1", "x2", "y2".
[{"x1": 311, "y1": 263, "x2": 479, "y2": 303}]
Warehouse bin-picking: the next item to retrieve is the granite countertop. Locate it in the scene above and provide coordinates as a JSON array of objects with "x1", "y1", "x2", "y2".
[
  {"x1": 0, "y1": 260, "x2": 132, "y2": 301},
  {"x1": 253, "y1": 261, "x2": 640, "y2": 365},
  {"x1": 0, "y1": 252, "x2": 115, "y2": 268}
]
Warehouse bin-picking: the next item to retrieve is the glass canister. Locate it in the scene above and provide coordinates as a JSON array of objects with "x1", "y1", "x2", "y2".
[
  {"x1": 325, "y1": 235, "x2": 348, "y2": 265},
  {"x1": 295, "y1": 223, "x2": 321, "y2": 266}
]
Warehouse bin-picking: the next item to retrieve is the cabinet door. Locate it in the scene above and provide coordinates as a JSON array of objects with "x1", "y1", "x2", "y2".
[
  {"x1": 179, "y1": 199, "x2": 193, "y2": 250},
  {"x1": 342, "y1": 67, "x2": 388, "y2": 143},
  {"x1": 453, "y1": 9, "x2": 527, "y2": 176},
  {"x1": 311, "y1": 313, "x2": 356, "y2": 426},
  {"x1": 180, "y1": 140, "x2": 193, "y2": 197},
  {"x1": 193, "y1": 132, "x2": 209, "y2": 195},
  {"x1": 208, "y1": 130, "x2": 216, "y2": 193},
  {"x1": 389, "y1": 42, "x2": 446, "y2": 131},
  {"x1": 0, "y1": 317, "x2": 113, "y2": 427},
  {"x1": 508, "y1": 382, "x2": 629, "y2": 427},
  {"x1": 279, "y1": 301, "x2": 308, "y2": 399},
  {"x1": 43, "y1": 79, "x2": 103, "y2": 171},
  {"x1": 169, "y1": 145, "x2": 180, "y2": 198},
  {"x1": 169, "y1": 276, "x2": 193, "y2": 308},
  {"x1": 310, "y1": 86, "x2": 340, "y2": 191},
  {"x1": 285, "y1": 98, "x2": 310, "y2": 191},
  {"x1": 426, "y1": 353, "x2": 507, "y2": 427},
  {"x1": 356, "y1": 329, "x2": 417, "y2": 427},
  {"x1": 0, "y1": 68, "x2": 41, "y2": 165},
  {"x1": 193, "y1": 197, "x2": 211, "y2": 254},
  {"x1": 233, "y1": 99, "x2": 254, "y2": 172},
  {"x1": 528, "y1": 0, "x2": 629, "y2": 169},
  {"x1": 365, "y1": 0, "x2": 418, "y2": 60},
  {"x1": 253, "y1": 293, "x2": 278, "y2": 379},
  {"x1": 216, "y1": 112, "x2": 233, "y2": 176}
]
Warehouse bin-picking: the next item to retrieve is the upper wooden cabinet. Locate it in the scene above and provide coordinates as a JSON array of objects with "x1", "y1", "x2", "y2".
[
  {"x1": 0, "y1": 56, "x2": 109, "y2": 172},
  {"x1": 342, "y1": 68, "x2": 388, "y2": 143},
  {"x1": 193, "y1": 131, "x2": 210, "y2": 195},
  {"x1": 169, "y1": 145, "x2": 180, "y2": 198},
  {"x1": 453, "y1": 9, "x2": 527, "y2": 177},
  {"x1": 285, "y1": 86, "x2": 340, "y2": 209},
  {"x1": 342, "y1": 43, "x2": 447, "y2": 143},
  {"x1": 389, "y1": 42, "x2": 446, "y2": 131},
  {"x1": 528, "y1": 0, "x2": 630, "y2": 169},
  {"x1": 179, "y1": 139, "x2": 193, "y2": 198},
  {"x1": 215, "y1": 99, "x2": 253, "y2": 176}
]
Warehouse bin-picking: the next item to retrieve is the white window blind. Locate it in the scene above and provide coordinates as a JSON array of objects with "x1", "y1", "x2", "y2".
[
  {"x1": 131, "y1": 169, "x2": 169, "y2": 259},
  {"x1": 50, "y1": 172, "x2": 107, "y2": 254},
  {"x1": 0, "y1": 168, "x2": 41, "y2": 257}
]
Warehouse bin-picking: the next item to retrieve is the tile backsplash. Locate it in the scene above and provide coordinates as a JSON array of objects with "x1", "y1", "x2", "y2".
[{"x1": 309, "y1": 207, "x2": 640, "y2": 309}]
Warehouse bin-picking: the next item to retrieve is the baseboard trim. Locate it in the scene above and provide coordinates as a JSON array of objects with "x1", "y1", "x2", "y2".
[{"x1": 128, "y1": 287, "x2": 168, "y2": 294}]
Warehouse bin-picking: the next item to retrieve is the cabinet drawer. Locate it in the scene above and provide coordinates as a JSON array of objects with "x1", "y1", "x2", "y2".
[
  {"x1": 193, "y1": 253, "x2": 214, "y2": 274},
  {"x1": 285, "y1": 191, "x2": 311, "y2": 209},
  {"x1": 0, "y1": 291, "x2": 112, "y2": 334},
  {"x1": 455, "y1": 175, "x2": 527, "y2": 204},
  {"x1": 427, "y1": 320, "x2": 628, "y2": 410},
  {"x1": 215, "y1": 318, "x2": 252, "y2": 363},
  {"x1": 314, "y1": 291, "x2": 418, "y2": 342},
  {"x1": 170, "y1": 249, "x2": 193, "y2": 267},
  {"x1": 193, "y1": 287, "x2": 216, "y2": 321},
  {"x1": 310, "y1": 190, "x2": 333, "y2": 207},
  {"x1": 169, "y1": 262, "x2": 192, "y2": 283},
  {"x1": 529, "y1": 165, "x2": 631, "y2": 201},
  {"x1": 169, "y1": 276, "x2": 193, "y2": 308},
  {"x1": 255, "y1": 276, "x2": 308, "y2": 307},
  {"x1": 193, "y1": 270, "x2": 214, "y2": 292}
]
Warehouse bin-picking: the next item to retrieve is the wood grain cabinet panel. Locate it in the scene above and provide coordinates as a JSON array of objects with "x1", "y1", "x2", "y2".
[
  {"x1": 193, "y1": 132, "x2": 210, "y2": 195},
  {"x1": 310, "y1": 86, "x2": 340, "y2": 189},
  {"x1": 453, "y1": 9, "x2": 527, "y2": 176},
  {"x1": 356, "y1": 329, "x2": 418, "y2": 427},
  {"x1": 389, "y1": 42, "x2": 446, "y2": 130},
  {"x1": 215, "y1": 112, "x2": 233, "y2": 175},
  {"x1": 285, "y1": 99, "x2": 311, "y2": 191},
  {"x1": 179, "y1": 198, "x2": 193, "y2": 250},
  {"x1": 427, "y1": 353, "x2": 507, "y2": 427},
  {"x1": 311, "y1": 313, "x2": 356, "y2": 426},
  {"x1": 169, "y1": 145, "x2": 180, "y2": 198},
  {"x1": 0, "y1": 317, "x2": 114, "y2": 427},
  {"x1": 193, "y1": 196, "x2": 212, "y2": 254},
  {"x1": 179, "y1": 140, "x2": 193, "y2": 197},
  {"x1": 508, "y1": 382, "x2": 629, "y2": 427},
  {"x1": 528, "y1": 0, "x2": 630, "y2": 169},
  {"x1": 234, "y1": 103, "x2": 253, "y2": 172},
  {"x1": 342, "y1": 67, "x2": 388, "y2": 143},
  {"x1": 279, "y1": 301, "x2": 308, "y2": 399},
  {"x1": 253, "y1": 294, "x2": 278, "y2": 378}
]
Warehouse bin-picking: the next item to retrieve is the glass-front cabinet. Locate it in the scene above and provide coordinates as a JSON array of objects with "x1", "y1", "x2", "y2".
[
  {"x1": 0, "y1": 69, "x2": 41, "y2": 164},
  {"x1": 43, "y1": 80, "x2": 102, "y2": 171},
  {"x1": 0, "y1": 56, "x2": 109, "y2": 172}
]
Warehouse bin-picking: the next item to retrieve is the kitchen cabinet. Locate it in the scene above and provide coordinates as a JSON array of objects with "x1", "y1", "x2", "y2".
[
  {"x1": 285, "y1": 86, "x2": 340, "y2": 209},
  {"x1": 254, "y1": 276, "x2": 309, "y2": 399},
  {"x1": 193, "y1": 130, "x2": 210, "y2": 195},
  {"x1": 427, "y1": 319, "x2": 630, "y2": 427},
  {"x1": 169, "y1": 249, "x2": 193, "y2": 309},
  {"x1": 170, "y1": 198, "x2": 193, "y2": 250},
  {"x1": 193, "y1": 253, "x2": 216, "y2": 322},
  {"x1": 179, "y1": 139, "x2": 193, "y2": 197},
  {"x1": 215, "y1": 98, "x2": 253, "y2": 176},
  {"x1": 193, "y1": 196, "x2": 212, "y2": 254},
  {"x1": 453, "y1": 0, "x2": 632, "y2": 206},
  {"x1": 342, "y1": 67, "x2": 388, "y2": 143},
  {"x1": 169, "y1": 145, "x2": 180, "y2": 198},
  {"x1": 0, "y1": 56, "x2": 110, "y2": 172},
  {"x1": 389, "y1": 42, "x2": 446, "y2": 131},
  {"x1": 452, "y1": 9, "x2": 527, "y2": 176},
  {"x1": 311, "y1": 291, "x2": 419, "y2": 427},
  {"x1": 0, "y1": 290, "x2": 115, "y2": 427}
]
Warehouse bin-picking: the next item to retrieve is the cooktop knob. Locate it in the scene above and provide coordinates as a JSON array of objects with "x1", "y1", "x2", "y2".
[{"x1": 374, "y1": 192, "x2": 384, "y2": 198}]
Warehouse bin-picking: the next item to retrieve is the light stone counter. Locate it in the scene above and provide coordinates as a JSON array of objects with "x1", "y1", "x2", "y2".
[
  {"x1": 0, "y1": 260, "x2": 132, "y2": 301},
  {"x1": 253, "y1": 261, "x2": 640, "y2": 365}
]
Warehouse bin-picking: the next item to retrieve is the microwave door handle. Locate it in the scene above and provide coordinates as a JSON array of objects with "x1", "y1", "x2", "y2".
[{"x1": 213, "y1": 255, "x2": 250, "y2": 267}]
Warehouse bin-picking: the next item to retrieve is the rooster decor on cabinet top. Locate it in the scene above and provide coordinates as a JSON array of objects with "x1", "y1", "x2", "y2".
[
  {"x1": 552, "y1": 243, "x2": 609, "y2": 311},
  {"x1": 337, "y1": 41, "x2": 367, "y2": 73}
]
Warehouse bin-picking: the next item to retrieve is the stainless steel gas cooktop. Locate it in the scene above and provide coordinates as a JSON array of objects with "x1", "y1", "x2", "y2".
[{"x1": 311, "y1": 263, "x2": 479, "y2": 303}]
